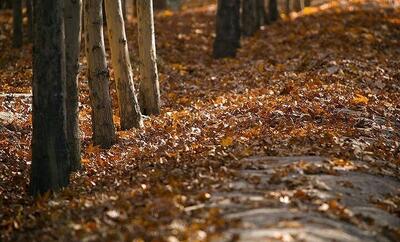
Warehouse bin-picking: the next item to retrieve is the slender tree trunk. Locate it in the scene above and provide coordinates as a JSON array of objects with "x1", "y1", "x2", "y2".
[
  {"x1": 64, "y1": 0, "x2": 82, "y2": 171},
  {"x1": 84, "y1": 0, "x2": 116, "y2": 148},
  {"x1": 213, "y1": 0, "x2": 241, "y2": 58},
  {"x1": 105, "y1": 0, "x2": 143, "y2": 129},
  {"x1": 13, "y1": 0, "x2": 23, "y2": 48},
  {"x1": 30, "y1": 0, "x2": 70, "y2": 195},
  {"x1": 153, "y1": 0, "x2": 167, "y2": 10},
  {"x1": 242, "y1": 0, "x2": 259, "y2": 36},
  {"x1": 293, "y1": 0, "x2": 304, "y2": 12},
  {"x1": 122, "y1": 0, "x2": 127, "y2": 21},
  {"x1": 304, "y1": 0, "x2": 311, "y2": 7},
  {"x1": 26, "y1": 0, "x2": 33, "y2": 41},
  {"x1": 269, "y1": 0, "x2": 279, "y2": 22},
  {"x1": 133, "y1": 0, "x2": 137, "y2": 17},
  {"x1": 257, "y1": 0, "x2": 267, "y2": 26},
  {"x1": 286, "y1": 0, "x2": 291, "y2": 16},
  {"x1": 137, "y1": 0, "x2": 160, "y2": 115}
]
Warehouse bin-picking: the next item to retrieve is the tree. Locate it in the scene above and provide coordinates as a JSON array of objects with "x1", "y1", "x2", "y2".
[
  {"x1": 30, "y1": 0, "x2": 70, "y2": 195},
  {"x1": 26, "y1": 0, "x2": 33, "y2": 41},
  {"x1": 105, "y1": 0, "x2": 143, "y2": 129},
  {"x1": 153, "y1": 0, "x2": 167, "y2": 10},
  {"x1": 257, "y1": 0, "x2": 267, "y2": 25},
  {"x1": 269, "y1": 0, "x2": 279, "y2": 22},
  {"x1": 64, "y1": 0, "x2": 82, "y2": 171},
  {"x1": 84, "y1": 0, "x2": 116, "y2": 148},
  {"x1": 12, "y1": 0, "x2": 22, "y2": 48},
  {"x1": 242, "y1": 0, "x2": 259, "y2": 36},
  {"x1": 137, "y1": 0, "x2": 161, "y2": 115},
  {"x1": 293, "y1": 0, "x2": 304, "y2": 12},
  {"x1": 213, "y1": 0, "x2": 241, "y2": 58}
]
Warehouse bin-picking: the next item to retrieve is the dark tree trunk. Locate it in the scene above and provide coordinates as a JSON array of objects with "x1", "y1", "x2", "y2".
[
  {"x1": 257, "y1": 0, "x2": 267, "y2": 26},
  {"x1": 213, "y1": 0, "x2": 241, "y2": 59},
  {"x1": 242, "y1": 0, "x2": 259, "y2": 36},
  {"x1": 153, "y1": 0, "x2": 167, "y2": 10},
  {"x1": 293, "y1": 0, "x2": 304, "y2": 12},
  {"x1": 13, "y1": 0, "x2": 23, "y2": 48},
  {"x1": 64, "y1": 0, "x2": 82, "y2": 171},
  {"x1": 269, "y1": 0, "x2": 279, "y2": 22},
  {"x1": 30, "y1": 0, "x2": 70, "y2": 195},
  {"x1": 285, "y1": 0, "x2": 291, "y2": 16},
  {"x1": 122, "y1": 0, "x2": 127, "y2": 21},
  {"x1": 26, "y1": 0, "x2": 33, "y2": 41},
  {"x1": 304, "y1": 0, "x2": 311, "y2": 7}
]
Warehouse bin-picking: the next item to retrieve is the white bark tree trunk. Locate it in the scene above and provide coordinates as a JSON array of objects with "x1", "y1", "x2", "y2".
[
  {"x1": 137, "y1": 0, "x2": 160, "y2": 115},
  {"x1": 84, "y1": 0, "x2": 116, "y2": 148},
  {"x1": 105, "y1": 0, "x2": 143, "y2": 130}
]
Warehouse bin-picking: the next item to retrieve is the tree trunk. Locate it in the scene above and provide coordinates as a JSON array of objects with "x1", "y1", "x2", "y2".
[
  {"x1": 286, "y1": 0, "x2": 291, "y2": 16},
  {"x1": 13, "y1": 0, "x2": 22, "y2": 48},
  {"x1": 137, "y1": 0, "x2": 160, "y2": 115},
  {"x1": 269, "y1": 0, "x2": 279, "y2": 22},
  {"x1": 153, "y1": 0, "x2": 167, "y2": 10},
  {"x1": 242, "y1": 0, "x2": 259, "y2": 37},
  {"x1": 30, "y1": 0, "x2": 70, "y2": 195},
  {"x1": 304, "y1": 0, "x2": 311, "y2": 7},
  {"x1": 132, "y1": 0, "x2": 137, "y2": 17},
  {"x1": 122, "y1": 0, "x2": 127, "y2": 21},
  {"x1": 26, "y1": 0, "x2": 33, "y2": 41},
  {"x1": 105, "y1": 0, "x2": 143, "y2": 129},
  {"x1": 64, "y1": 0, "x2": 82, "y2": 171},
  {"x1": 257, "y1": 0, "x2": 267, "y2": 26},
  {"x1": 213, "y1": 0, "x2": 241, "y2": 58},
  {"x1": 84, "y1": 0, "x2": 116, "y2": 148},
  {"x1": 293, "y1": 0, "x2": 304, "y2": 12}
]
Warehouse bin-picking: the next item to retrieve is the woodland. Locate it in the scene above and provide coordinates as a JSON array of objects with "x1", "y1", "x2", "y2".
[{"x1": 0, "y1": 0, "x2": 399, "y2": 241}]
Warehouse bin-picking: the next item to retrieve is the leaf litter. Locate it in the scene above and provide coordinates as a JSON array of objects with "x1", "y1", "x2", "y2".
[{"x1": 0, "y1": 0, "x2": 400, "y2": 241}]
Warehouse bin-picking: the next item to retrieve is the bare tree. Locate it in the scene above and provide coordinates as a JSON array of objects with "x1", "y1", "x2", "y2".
[
  {"x1": 137, "y1": 0, "x2": 161, "y2": 115},
  {"x1": 242, "y1": 0, "x2": 259, "y2": 36},
  {"x1": 213, "y1": 0, "x2": 241, "y2": 58},
  {"x1": 105, "y1": 0, "x2": 143, "y2": 129},
  {"x1": 13, "y1": 0, "x2": 22, "y2": 48},
  {"x1": 30, "y1": 0, "x2": 70, "y2": 195},
  {"x1": 65, "y1": 0, "x2": 82, "y2": 170},
  {"x1": 269, "y1": 0, "x2": 279, "y2": 22},
  {"x1": 84, "y1": 0, "x2": 116, "y2": 148}
]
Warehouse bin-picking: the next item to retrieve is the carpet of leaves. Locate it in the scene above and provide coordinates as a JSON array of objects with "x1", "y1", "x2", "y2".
[{"x1": 0, "y1": 0, "x2": 399, "y2": 241}]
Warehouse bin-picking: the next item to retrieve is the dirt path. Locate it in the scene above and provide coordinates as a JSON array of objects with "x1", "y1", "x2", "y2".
[{"x1": 207, "y1": 156, "x2": 400, "y2": 241}]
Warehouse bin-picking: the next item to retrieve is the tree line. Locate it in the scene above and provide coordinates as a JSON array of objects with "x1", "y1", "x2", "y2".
[{"x1": 4, "y1": 0, "x2": 310, "y2": 195}]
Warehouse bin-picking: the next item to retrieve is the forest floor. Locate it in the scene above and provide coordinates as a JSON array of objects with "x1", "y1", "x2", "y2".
[{"x1": 1, "y1": 0, "x2": 400, "y2": 241}]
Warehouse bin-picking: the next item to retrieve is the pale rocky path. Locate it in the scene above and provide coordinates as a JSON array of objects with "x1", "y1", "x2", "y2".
[{"x1": 203, "y1": 156, "x2": 400, "y2": 242}]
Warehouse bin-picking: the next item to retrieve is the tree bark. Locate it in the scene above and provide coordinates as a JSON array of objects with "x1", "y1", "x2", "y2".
[
  {"x1": 293, "y1": 0, "x2": 304, "y2": 12},
  {"x1": 137, "y1": 0, "x2": 160, "y2": 115},
  {"x1": 269, "y1": 0, "x2": 279, "y2": 22},
  {"x1": 153, "y1": 0, "x2": 167, "y2": 10},
  {"x1": 84, "y1": 0, "x2": 116, "y2": 148},
  {"x1": 213, "y1": 0, "x2": 241, "y2": 58},
  {"x1": 257, "y1": 0, "x2": 267, "y2": 26},
  {"x1": 304, "y1": 0, "x2": 311, "y2": 7},
  {"x1": 30, "y1": 0, "x2": 70, "y2": 195},
  {"x1": 64, "y1": 0, "x2": 82, "y2": 171},
  {"x1": 105, "y1": 0, "x2": 143, "y2": 129},
  {"x1": 13, "y1": 0, "x2": 23, "y2": 48},
  {"x1": 242, "y1": 0, "x2": 259, "y2": 37},
  {"x1": 286, "y1": 0, "x2": 291, "y2": 16},
  {"x1": 122, "y1": 0, "x2": 127, "y2": 21},
  {"x1": 26, "y1": 0, "x2": 33, "y2": 41}
]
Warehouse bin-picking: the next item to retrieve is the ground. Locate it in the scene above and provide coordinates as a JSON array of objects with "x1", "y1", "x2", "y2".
[{"x1": 0, "y1": 0, "x2": 399, "y2": 241}]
